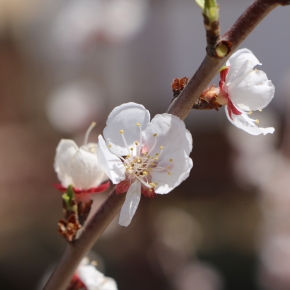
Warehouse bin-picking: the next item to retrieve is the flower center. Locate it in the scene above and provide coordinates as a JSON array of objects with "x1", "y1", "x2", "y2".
[{"x1": 108, "y1": 123, "x2": 173, "y2": 190}]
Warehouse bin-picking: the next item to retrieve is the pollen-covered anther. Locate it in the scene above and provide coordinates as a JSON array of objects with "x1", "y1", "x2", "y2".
[
  {"x1": 143, "y1": 171, "x2": 148, "y2": 176},
  {"x1": 169, "y1": 159, "x2": 173, "y2": 162},
  {"x1": 135, "y1": 141, "x2": 139, "y2": 145},
  {"x1": 153, "y1": 133, "x2": 157, "y2": 137},
  {"x1": 120, "y1": 130, "x2": 124, "y2": 134},
  {"x1": 136, "y1": 122, "x2": 141, "y2": 127},
  {"x1": 168, "y1": 172, "x2": 172, "y2": 175},
  {"x1": 160, "y1": 146, "x2": 164, "y2": 149},
  {"x1": 256, "y1": 119, "x2": 260, "y2": 124},
  {"x1": 259, "y1": 109, "x2": 262, "y2": 112},
  {"x1": 130, "y1": 147, "x2": 133, "y2": 151},
  {"x1": 249, "y1": 111, "x2": 253, "y2": 115}
]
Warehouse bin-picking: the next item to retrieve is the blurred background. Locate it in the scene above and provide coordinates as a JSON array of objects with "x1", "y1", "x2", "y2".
[{"x1": 0, "y1": 0, "x2": 290, "y2": 289}]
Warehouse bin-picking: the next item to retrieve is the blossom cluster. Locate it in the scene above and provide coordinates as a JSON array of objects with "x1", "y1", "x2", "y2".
[
  {"x1": 54, "y1": 103, "x2": 193, "y2": 230},
  {"x1": 53, "y1": 48, "x2": 275, "y2": 235}
]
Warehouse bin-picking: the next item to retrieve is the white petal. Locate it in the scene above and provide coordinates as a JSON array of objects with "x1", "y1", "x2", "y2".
[
  {"x1": 69, "y1": 146, "x2": 106, "y2": 190},
  {"x1": 226, "y1": 48, "x2": 261, "y2": 83},
  {"x1": 103, "y1": 102, "x2": 150, "y2": 156},
  {"x1": 152, "y1": 151, "x2": 193, "y2": 194},
  {"x1": 229, "y1": 69, "x2": 275, "y2": 111},
  {"x1": 97, "y1": 135, "x2": 125, "y2": 184},
  {"x1": 100, "y1": 278, "x2": 118, "y2": 290},
  {"x1": 225, "y1": 106, "x2": 275, "y2": 135},
  {"x1": 119, "y1": 180, "x2": 141, "y2": 227},
  {"x1": 78, "y1": 265, "x2": 104, "y2": 288},
  {"x1": 143, "y1": 113, "x2": 192, "y2": 157},
  {"x1": 54, "y1": 139, "x2": 78, "y2": 187}
]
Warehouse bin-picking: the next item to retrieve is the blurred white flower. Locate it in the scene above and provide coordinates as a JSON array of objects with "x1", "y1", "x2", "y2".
[
  {"x1": 54, "y1": 123, "x2": 109, "y2": 199},
  {"x1": 72, "y1": 257, "x2": 118, "y2": 290},
  {"x1": 218, "y1": 48, "x2": 275, "y2": 135},
  {"x1": 46, "y1": 80, "x2": 105, "y2": 134},
  {"x1": 51, "y1": 0, "x2": 149, "y2": 58},
  {"x1": 97, "y1": 102, "x2": 193, "y2": 226}
]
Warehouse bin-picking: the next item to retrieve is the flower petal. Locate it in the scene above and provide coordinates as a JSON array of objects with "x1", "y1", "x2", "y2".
[
  {"x1": 54, "y1": 139, "x2": 78, "y2": 187},
  {"x1": 143, "y1": 113, "x2": 192, "y2": 157},
  {"x1": 103, "y1": 102, "x2": 150, "y2": 156},
  {"x1": 69, "y1": 146, "x2": 107, "y2": 190},
  {"x1": 226, "y1": 48, "x2": 261, "y2": 83},
  {"x1": 119, "y1": 180, "x2": 141, "y2": 226},
  {"x1": 152, "y1": 151, "x2": 193, "y2": 194},
  {"x1": 228, "y1": 69, "x2": 275, "y2": 111},
  {"x1": 225, "y1": 106, "x2": 275, "y2": 135},
  {"x1": 97, "y1": 135, "x2": 126, "y2": 184}
]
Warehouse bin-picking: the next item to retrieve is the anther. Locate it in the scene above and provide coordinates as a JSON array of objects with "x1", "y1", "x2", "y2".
[
  {"x1": 259, "y1": 109, "x2": 262, "y2": 112},
  {"x1": 136, "y1": 123, "x2": 141, "y2": 127},
  {"x1": 168, "y1": 172, "x2": 172, "y2": 175},
  {"x1": 249, "y1": 111, "x2": 253, "y2": 115},
  {"x1": 160, "y1": 146, "x2": 164, "y2": 149},
  {"x1": 256, "y1": 119, "x2": 260, "y2": 124},
  {"x1": 153, "y1": 133, "x2": 157, "y2": 137},
  {"x1": 143, "y1": 171, "x2": 148, "y2": 176},
  {"x1": 135, "y1": 141, "x2": 139, "y2": 145},
  {"x1": 155, "y1": 153, "x2": 159, "y2": 156},
  {"x1": 169, "y1": 158, "x2": 173, "y2": 162},
  {"x1": 108, "y1": 144, "x2": 112, "y2": 148},
  {"x1": 120, "y1": 130, "x2": 124, "y2": 134},
  {"x1": 130, "y1": 148, "x2": 133, "y2": 151}
]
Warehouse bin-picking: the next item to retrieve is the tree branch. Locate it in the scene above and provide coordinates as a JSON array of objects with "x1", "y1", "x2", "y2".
[
  {"x1": 43, "y1": 187, "x2": 125, "y2": 290},
  {"x1": 43, "y1": 0, "x2": 289, "y2": 289},
  {"x1": 167, "y1": 0, "x2": 284, "y2": 120}
]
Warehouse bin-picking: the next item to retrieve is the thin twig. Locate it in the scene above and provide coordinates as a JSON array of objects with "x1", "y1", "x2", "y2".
[
  {"x1": 43, "y1": 187, "x2": 124, "y2": 290},
  {"x1": 167, "y1": 0, "x2": 283, "y2": 120}
]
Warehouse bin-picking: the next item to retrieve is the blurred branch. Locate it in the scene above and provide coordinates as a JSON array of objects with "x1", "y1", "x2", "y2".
[
  {"x1": 167, "y1": 0, "x2": 289, "y2": 120},
  {"x1": 43, "y1": 187, "x2": 124, "y2": 290}
]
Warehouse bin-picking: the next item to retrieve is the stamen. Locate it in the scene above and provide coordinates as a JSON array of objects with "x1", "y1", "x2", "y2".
[
  {"x1": 147, "y1": 133, "x2": 158, "y2": 156},
  {"x1": 119, "y1": 130, "x2": 131, "y2": 155},
  {"x1": 84, "y1": 122, "x2": 96, "y2": 145}
]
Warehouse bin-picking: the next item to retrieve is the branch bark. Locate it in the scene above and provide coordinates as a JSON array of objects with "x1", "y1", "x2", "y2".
[
  {"x1": 43, "y1": 0, "x2": 289, "y2": 289},
  {"x1": 43, "y1": 187, "x2": 125, "y2": 290},
  {"x1": 167, "y1": 0, "x2": 282, "y2": 120}
]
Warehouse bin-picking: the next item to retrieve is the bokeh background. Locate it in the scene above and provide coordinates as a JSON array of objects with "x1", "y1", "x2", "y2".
[{"x1": 0, "y1": 0, "x2": 290, "y2": 289}]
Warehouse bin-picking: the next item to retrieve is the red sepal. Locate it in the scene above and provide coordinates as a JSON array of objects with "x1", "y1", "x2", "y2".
[
  {"x1": 52, "y1": 181, "x2": 111, "y2": 194},
  {"x1": 227, "y1": 98, "x2": 242, "y2": 120},
  {"x1": 116, "y1": 179, "x2": 156, "y2": 198},
  {"x1": 116, "y1": 180, "x2": 130, "y2": 194}
]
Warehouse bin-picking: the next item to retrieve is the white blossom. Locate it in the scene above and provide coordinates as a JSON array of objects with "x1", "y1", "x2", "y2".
[
  {"x1": 54, "y1": 123, "x2": 108, "y2": 195},
  {"x1": 97, "y1": 103, "x2": 193, "y2": 226},
  {"x1": 76, "y1": 258, "x2": 118, "y2": 290},
  {"x1": 218, "y1": 48, "x2": 275, "y2": 135}
]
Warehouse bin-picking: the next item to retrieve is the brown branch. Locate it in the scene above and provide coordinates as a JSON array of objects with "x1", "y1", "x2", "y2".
[
  {"x1": 43, "y1": 187, "x2": 125, "y2": 290},
  {"x1": 43, "y1": 0, "x2": 290, "y2": 289},
  {"x1": 167, "y1": 0, "x2": 285, "y2": 120}
]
